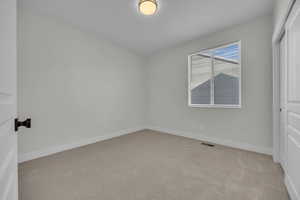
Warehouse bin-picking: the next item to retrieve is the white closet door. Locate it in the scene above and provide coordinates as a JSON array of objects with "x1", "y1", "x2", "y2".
[
  {"x1": 0, "y1": 0, "x2": 18, "y2": 199},
  {"x1": 285, "y1": 1, "x2": 300, "y2": 199}
]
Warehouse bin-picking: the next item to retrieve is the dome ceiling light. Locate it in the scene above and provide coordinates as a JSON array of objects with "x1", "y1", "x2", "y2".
[{"x1": 139, "y1": 0, "x2": 158, "y2": 15}]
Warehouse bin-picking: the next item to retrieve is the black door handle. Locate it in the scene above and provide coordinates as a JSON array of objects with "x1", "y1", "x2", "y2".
[{"x1": 15, "y1": 118, "x2": 31, "y2": 131}]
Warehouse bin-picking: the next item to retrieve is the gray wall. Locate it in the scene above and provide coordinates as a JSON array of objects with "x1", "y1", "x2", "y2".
[
  {"x1": 18, "y1": 10, "x2": 146, "y2": 155},
  {"x1": 18, "y1": 9, "x2": 274, "y2": 156},
  {"x1": 146, "y1": 15, "x2": 273, "y2": 150}
]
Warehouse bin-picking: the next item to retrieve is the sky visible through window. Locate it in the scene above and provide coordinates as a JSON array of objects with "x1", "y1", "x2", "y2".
[{"x1": 213, "y1": 44, "x2": 239, "y2": 61}]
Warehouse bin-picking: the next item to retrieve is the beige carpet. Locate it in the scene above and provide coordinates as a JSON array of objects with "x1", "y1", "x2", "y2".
[{"x1": 19, "y1": 130, "x2": 289, "y2": 200}]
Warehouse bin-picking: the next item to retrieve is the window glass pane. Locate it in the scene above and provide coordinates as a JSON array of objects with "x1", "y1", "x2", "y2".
[
  {"x1": 190, "y1": 52, "x2": 212, "y2": 104},
  {"x1": 212, "y1": 44, "x2": 240, "y2": 105}
]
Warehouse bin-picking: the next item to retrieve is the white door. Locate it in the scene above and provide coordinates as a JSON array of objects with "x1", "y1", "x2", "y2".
[
  {"x1": 279, "y1": 33, "x2": 287, "y2": 172},
  {"x1": 0, "y1": 0, "x2": 18, "y2": 199},
  {"x1": 284, "y1": 1, "x2": 300, "y2": 199}
]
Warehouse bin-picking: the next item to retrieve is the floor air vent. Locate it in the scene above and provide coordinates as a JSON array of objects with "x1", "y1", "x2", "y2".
[{"x1": 201, "y1": 142, "x2": 215, "y2": 147}]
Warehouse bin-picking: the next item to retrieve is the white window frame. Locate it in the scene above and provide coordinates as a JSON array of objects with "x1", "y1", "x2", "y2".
[{"x1": 188, "y1": 41, "x2": 242, "y2": 108}]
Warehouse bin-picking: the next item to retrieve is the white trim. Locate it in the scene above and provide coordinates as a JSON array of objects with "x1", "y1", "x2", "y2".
[
  {"x1": 273, "y1": 0, "x2": 296, "y2": 43},
  {"x1": 146, "y1": 126, "x2": 272, "y2": 155},
  {"x1": 188, "y1": 41, "x2": 241, "y2": 56},
  {"x1": 18, "y1": 126, "x2": 273, "y2": 163},
  {"x1": 18, "y1": 126, "x2": 145, "y2": 163},
  {"x1": 188, "y1": 54, "x2": 192, "y2": 106},
  {"x1": 211, "y1": 51, "x2": 215, "y2": 104},
  {"x1": 188, "y1": 104, "x2": 241, "y2": 109},
  {"x1": 272, "y1": 0, "x2": 296, "y2": 163},
  {"x1": 272, "y1": 40, "x2": 281, "y2": 163},
  {"x1": 285, "y1": 174, "x2": 299, "y2": 200},
  {"x1": 188, "y1": 41, "x2": 242, "y2": 108}
]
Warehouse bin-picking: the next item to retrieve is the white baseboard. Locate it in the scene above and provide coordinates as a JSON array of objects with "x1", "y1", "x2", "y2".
[
  {"x1": 19, "y1": 125, "x2": 273, "y2": 163},
  {"x1": 146, "y1": 126, "x2": 273, "y2": 155},
  {"x1": 18, "y1": 126, "x2": 145, "y2": 163},
  {"x1": 285, "y1": 174, "x2": 299, "y2": 200}
]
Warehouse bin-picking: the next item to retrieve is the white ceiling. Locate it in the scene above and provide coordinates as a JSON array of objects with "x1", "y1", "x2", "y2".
[{"x1": 19, "y1": 0, "x2": 274, "y2": 55}]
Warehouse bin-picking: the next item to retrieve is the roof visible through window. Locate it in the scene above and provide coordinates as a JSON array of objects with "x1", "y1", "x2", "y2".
[{"x1": 213, "y1": 44, "x2": 239, "y2": 61}]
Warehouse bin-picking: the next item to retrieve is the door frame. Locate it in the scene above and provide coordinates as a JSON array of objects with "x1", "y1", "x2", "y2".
[{"x1": 272, "y1": 0, "x2": 295, "y2": 162}]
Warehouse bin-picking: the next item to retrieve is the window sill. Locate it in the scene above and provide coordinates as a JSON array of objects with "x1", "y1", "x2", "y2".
[{"x1": 188, "y1": 104, "x2": 242, "y2": 109}]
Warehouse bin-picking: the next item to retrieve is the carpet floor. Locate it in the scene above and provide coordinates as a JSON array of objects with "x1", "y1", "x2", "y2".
[{"x1": 19, "y1": 130, "x2": 289, "y2": 200}]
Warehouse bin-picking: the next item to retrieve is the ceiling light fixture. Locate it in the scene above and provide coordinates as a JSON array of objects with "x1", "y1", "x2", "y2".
[{"x1": 139, "y1": 0, "x2": 158, "y2": 15}]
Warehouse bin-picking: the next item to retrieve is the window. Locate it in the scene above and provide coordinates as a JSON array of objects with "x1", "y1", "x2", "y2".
[{"x1": 188, "y1": 41, "x2": 241, "y2": 108}]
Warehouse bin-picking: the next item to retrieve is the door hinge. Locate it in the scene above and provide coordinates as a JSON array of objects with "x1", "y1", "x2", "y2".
[{"x1": 15, "y1": 118, "x2": 31, "y2": 131}]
